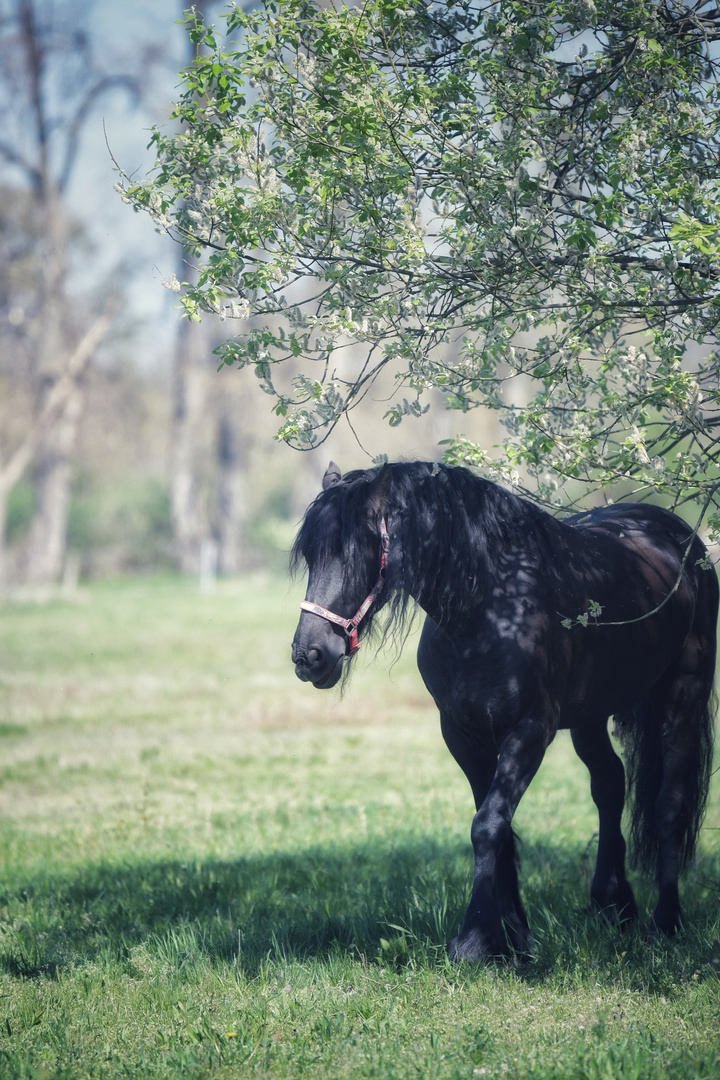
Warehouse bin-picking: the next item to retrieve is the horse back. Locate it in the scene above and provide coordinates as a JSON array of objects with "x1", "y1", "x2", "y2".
[{"x1": 417, "y1": 501, "x2": 717, "y2": 736}]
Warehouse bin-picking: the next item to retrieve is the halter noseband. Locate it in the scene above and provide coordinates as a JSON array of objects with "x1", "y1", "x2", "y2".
[{"x1": 299, "y1": 518, "x2": 390, "y2": 656}]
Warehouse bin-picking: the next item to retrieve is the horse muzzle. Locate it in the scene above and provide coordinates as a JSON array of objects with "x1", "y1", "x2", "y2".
[{"x1": 291, "y1": 644, "x2": 344, "y2": 689}]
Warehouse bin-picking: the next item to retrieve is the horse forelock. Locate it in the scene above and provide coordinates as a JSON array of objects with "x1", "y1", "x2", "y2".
[{"x1": 291, "y1": 469, "x2": 381, "y2": 583}]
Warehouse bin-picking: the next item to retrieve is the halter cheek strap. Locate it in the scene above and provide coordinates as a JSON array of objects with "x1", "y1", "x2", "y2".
[{"x1": 300, "y1": 518, "x2": 390, "y2": 656}]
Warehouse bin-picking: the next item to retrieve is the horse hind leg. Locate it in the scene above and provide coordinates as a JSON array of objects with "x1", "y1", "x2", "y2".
[{"x1": 571, "y1": 721, "x2": 638, "y2": 926}]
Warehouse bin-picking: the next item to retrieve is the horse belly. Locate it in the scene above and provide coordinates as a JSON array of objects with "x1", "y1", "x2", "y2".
[
  {"x1": 559, "y1": 614, "x2": 693, "y2": 726},
  {"x1": 417, "y1": 604, "x2": 693, "y2": 736}
]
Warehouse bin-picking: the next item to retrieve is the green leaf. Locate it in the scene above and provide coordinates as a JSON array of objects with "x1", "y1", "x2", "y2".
[{"x1": 121, "y1": 0, "x2": 720, "y2": 516}]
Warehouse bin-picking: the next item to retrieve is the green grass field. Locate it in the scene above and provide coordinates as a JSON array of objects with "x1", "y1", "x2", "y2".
[{"x1": 0, "y1": 575, "x2": 718, "y2": 1079}]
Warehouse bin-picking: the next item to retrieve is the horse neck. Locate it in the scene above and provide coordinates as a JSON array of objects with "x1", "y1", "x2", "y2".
[{"x1": 387, "y1": 470, "x2": 493, "y2": 626}]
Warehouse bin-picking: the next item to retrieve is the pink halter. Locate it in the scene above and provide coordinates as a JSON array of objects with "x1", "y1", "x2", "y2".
[{"x1": 299, "y1": 519, "x2": 389, "y2": 656}]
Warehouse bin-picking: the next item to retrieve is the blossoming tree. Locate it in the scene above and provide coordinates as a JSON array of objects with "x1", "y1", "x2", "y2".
[{"x1": 122, "y1": 0, "x2": 720, "y2": 531}]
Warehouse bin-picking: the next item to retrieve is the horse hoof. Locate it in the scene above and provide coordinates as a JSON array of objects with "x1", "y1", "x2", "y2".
[
  {"x1": 447, "y1": 929, "x2": 521, "y2": 964},
  {"x1": 650, "y1": 911, "x2": 682, "y2": 938},
  {"x1": 590, "y1": 902, "x2": 638, "y2": 932},
  {"x1": 448, "y1": 931, "x2": 496, "y2": 963},
  {"x1": 591, "y1": 883, "x2": 638, "y2": 930}
]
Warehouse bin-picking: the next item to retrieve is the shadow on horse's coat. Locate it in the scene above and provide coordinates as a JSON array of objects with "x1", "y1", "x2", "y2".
[{"x1": 291, "y1": 462, "x2": 718, "y2": 962}]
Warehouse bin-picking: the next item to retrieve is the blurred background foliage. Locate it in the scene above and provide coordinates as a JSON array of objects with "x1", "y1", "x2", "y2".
[{"x1": 0, "y1": 0, "x2": 494, "y2": 591}]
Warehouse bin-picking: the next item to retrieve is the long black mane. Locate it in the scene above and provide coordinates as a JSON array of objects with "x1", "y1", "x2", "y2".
[{"x1": 291, "y1": 461, "x2": 558, "y2": 649}]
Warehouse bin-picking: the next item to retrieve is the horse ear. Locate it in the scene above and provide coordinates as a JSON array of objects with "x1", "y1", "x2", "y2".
[
  {"x1": 366, "y1": 462, "x2": 391, "y2": 521},
  {"x1": 322, "y1": 461, "x2": 342, "y2": 490}
]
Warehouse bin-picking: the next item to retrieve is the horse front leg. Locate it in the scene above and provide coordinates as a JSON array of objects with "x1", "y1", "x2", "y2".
[
  {"x1": 448, "y1": 716, "x2": 549, "y2": 963},
  {"x1": 440, "y1": 714, "x2": 528, "y2": 955},
  {"x1": 571, "y1": 721, "x2": 638, "y2": 927}
]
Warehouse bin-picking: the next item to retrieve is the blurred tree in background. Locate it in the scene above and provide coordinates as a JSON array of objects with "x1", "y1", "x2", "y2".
[
  {"x1": 0, "y1": 0, "x2": 523, "y2": 589},
  {"x1": 125, "y1": 0, "x2": 720, "y2": 535},
  {"x1": 169, "y1": 0, "x2": 249, "y2": 576},
  {"x1": 0, "y1": 0, "x2": 275, "y2": 585},
  {"x1": 0, "y1": 0, "x2": 140, "y2": 583}
]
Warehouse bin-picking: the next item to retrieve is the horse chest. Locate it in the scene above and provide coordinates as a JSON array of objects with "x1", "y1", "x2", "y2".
[{"x1": 416, "y1": 616, "x2": 551, "y2": 731}]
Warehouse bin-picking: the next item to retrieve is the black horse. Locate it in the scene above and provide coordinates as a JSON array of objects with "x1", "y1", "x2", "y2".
[{"x1": 291, "y1": 461, "x2": 717, "y2": 961}]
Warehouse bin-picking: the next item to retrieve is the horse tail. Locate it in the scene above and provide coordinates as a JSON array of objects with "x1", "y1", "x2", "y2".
[
  {"x1": 615, "y1": 576, "x2": 717, "y2": 876},
  {"x1": 616, "y1": 688, "x2": 715, "y2": 875},
  {"x1": 614, "y1": 699, "x2": 663, "y2": 875}
]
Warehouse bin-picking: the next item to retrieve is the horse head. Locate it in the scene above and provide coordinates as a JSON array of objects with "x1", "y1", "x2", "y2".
[{"x1": 291, "y1": 462, "x2": 391, "y2": 689}]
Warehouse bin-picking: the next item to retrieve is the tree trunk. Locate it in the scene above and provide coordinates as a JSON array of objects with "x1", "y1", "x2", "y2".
[
  {"x1": 170, "y1": 315, "x2": 208, "y2": 574},
  {"x1": 215, "y1": 402, "x2": 245, "y2": 575},
  {"x1": 168, "y1": 0, "x2": 220, "y2": 577},
  {"x1": 21, "y1": 156, "x2": 71, "y2": 582},
  {"x1": 22, "y1": 380, "x2": 84, "y2": 582},
  {"x1": 0, "y1": 488, "x2": 8, "y2": 589},
  {"x1": 2, "y1": 300, "x2": 120, "y2": 584}
]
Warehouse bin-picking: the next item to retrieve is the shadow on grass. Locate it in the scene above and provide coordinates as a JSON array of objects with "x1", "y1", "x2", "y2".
[{"x1": 1, "y1": 834, "x2": 718, "y2": 985}]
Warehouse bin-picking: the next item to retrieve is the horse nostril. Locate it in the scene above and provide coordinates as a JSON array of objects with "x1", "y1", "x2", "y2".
[{"x1": 292, "y1": 645, "x2": 324, "y2": 676}]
